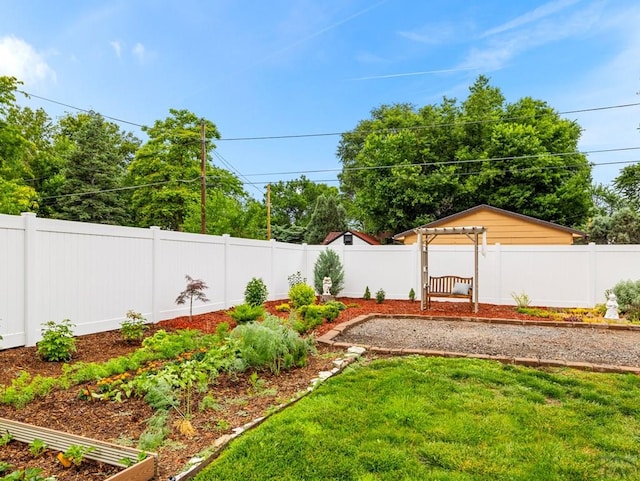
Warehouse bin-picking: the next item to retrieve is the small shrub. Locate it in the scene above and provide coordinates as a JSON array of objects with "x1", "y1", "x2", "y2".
[
  {"x1": 612, "y1": 279, "x2": 640, "y2": 321},
  {"x1": 321, "y1": 303, "x2": 340, "y2": 323},
  {"x1": 275, "y1": 303, "x2": 290, "y2": 312},
  {"x1": 232, "y1": 315, "x2": 315, "y2": 374},
  {"x1": 120, "y1": 310, "x2": 148, "y2": 343},
  {"x1": 298, "y1": 305, "x2": 325, "y2": 332},
  {"x1": 288, "y1": 283, "x2": 316, "y2": 309},
  {"x1": 313, "y1": 249, "x2": 345, "y2": 296},
  {"x1": 227, "y1": 304, "x2": 265, "y2": 324},
  {"x1": 363, "y1": 286, "x2": 371, "y2": 300},
  {"x1": 175, "y1": 274, "x2": 210, "y2": 322},
  {"x1": 37, "y1": 319, "x2": 76, "y2": 362},
  {"x1": 511, "y1": 291, "x2": 531, "y2": 309},
  {"x1": 409, "y1": 288, "x2": 416, "y2": 302},
  {"x1": 244, "y1": 277, "x2": 268, "y2": 307},
  {"x1": 376, "y1": 288, "x2": 385, "y2": 304},
  {"x1": 324, "y1": 300, "x2": 347, "y2": 311}
]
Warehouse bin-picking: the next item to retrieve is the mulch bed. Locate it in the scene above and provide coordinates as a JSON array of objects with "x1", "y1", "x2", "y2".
[{"x1": 0, "y1": 299, "x2": 535, "y2": 480}]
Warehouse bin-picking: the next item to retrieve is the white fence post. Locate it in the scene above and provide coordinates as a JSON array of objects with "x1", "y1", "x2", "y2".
[
  {"x1": 588, "y1": 242, "x2": 597, "y2": 307},
  {"x1": 22, "y1": 213, "x2": 38, "y2": 346},
  {"x1": 223, "y1": 234, "x2": 230, "y2": 308},
  {"x1": 495, "y1": 243, "x2": 502, "y2": 305},
  {"x1": 150, "y1": 226, "x2": 160, "y2": 323}
]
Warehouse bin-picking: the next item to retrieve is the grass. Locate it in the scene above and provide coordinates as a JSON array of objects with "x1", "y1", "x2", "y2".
[{"x1": 194, "y1": 356, "x2": 640, "y2": 481}]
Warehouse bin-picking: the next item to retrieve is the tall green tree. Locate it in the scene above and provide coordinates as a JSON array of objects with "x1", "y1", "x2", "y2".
[
  {"x1": 268, "y1": 176, "x2": 339, "y2": 243},
  {"x1": 128, "y1": 109, "x2": 220, "y2": 230},
  {"x1": 0, "y1": 76, "x2": 38, "y2": 213},
  {"x1": 613, "y1": 164, "x2": 640, "y2": 209},
  {"x1": 304, "y1": 194, "x2": 348, "y2": 244},
  {"x1": 53, "y1": 111, "x2": 139, "y2": 224},
  {"x1": 338, "y1": 76, "x2": 592, "y2": 236}
]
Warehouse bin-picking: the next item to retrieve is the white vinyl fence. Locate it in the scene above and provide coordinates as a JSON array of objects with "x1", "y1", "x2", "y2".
[{"x1": 1, "y1": 212, "x2": 640, "y2": 349}]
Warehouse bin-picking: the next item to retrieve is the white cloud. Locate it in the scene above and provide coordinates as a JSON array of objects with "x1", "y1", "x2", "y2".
[
  {"x1": 459, "y1": 1, "x2": 602, "y2": 71},
  {"x1": 0, "y1": 36, "x2": 56, "y2": 85},
  {"x1": 481, "y1": 0, "x2": 581, "y2": 38},
  {"x1": 110, "y1": 40, "x2": 121, "y2": 58},
  {"x1": 132, "y1": 42, "x2": 145, "y2": 62}
]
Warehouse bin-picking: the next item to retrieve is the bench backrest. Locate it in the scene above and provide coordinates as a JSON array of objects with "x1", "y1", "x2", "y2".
[{"x1": 429, "y1": 276, "x2": 473, "y2": 293}]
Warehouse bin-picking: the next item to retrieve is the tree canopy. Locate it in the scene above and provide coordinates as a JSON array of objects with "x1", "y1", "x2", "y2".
[{"x1": 338, "y1": 75, "x2": 593, "y2": 238}]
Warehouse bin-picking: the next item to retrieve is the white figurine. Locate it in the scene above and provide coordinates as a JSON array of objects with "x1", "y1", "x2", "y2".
[
  {"x1": 604, "y1": 292, "x2": 619, "y2": 320},
  {"x1": 322, "y1": 276, "x2": 332, "y2": 296}
]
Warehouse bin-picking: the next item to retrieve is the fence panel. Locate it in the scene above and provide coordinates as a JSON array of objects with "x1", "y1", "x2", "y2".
[{"x1": 2, "y1": 213, "x2": 640, "y2": 349}]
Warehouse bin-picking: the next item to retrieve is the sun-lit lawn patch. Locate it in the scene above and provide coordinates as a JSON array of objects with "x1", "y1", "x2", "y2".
[{"x1": 194, "y1": 356, "x2": 640, "y2": 481}]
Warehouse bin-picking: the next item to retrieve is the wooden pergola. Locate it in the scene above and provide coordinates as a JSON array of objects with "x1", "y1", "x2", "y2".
[{"x1": 417, "y1": 226, "x2": 487, "y2": 313}]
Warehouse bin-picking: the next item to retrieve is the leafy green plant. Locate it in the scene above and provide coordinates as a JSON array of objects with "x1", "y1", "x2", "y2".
[
  {"x1": 199, "y1": 394, "x2": 221, "y2": 412},
  {"x1": 1, "y1": 467, "x2": 56, "y2": 480},
  {"x1": 227, "y1": 303, "x2": 265, "y2": 324},
  {"x1": 244, "y1": 277, "x2": 268, "y2": 307},
  {"x1": 120, "y1": 310, "x2": 148, "y2": 343},
  {"x1": 138, "y1": 409, "x2": 170, "y2": 451},
  {"x1": 363, "y1": 286, "x2": 371, "y2": 300},
  {"x1": 297, "y1": 305, "x2": 325, "y2": 333},
  {"x1": 175, "y1": 274, "x2": 210, "y2": 322},
  {"x1": 288, "y1": 283, "x2": 316, "y2": 309},
  {"x1": 511, "y1": 290, "x2": 531, "y2": 309},
  {"x1": 232, "y1": 315, "x2": 315, "y2": 374},
  {"x1": 119, "y1": 451, "x2": 148, "y2": 467},
  {"x1": 36, "y1": 319, "x2": 76, "y2": 362},
  {"x1": 0, "y1": 431, "x2": 13, "y2": 447},
  {"x1": 313, "y1": 249, "x2": 344, "y2": 296},
  {"x1": 28, "y1": 438, "x2": 48, "y2": 458},
  {"x1": 376, "y1": 288, "x2": 385, "y2": 304},
  {"x1": 275, "y1": 303, "x2": 290, "y2": 312},
  {"x1": 409, "y1": 288, "x2": 416, "y2": 302},
  {"x1": 62, "y1": 444, "x2": 96, "y2": 466},
  {"x1": 612, "y1": 279, "x2": 640, "y2": 321}
]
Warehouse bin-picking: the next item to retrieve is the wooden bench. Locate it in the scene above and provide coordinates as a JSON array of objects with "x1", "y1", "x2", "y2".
[{"x1": 426, "y1": 275, "x2": 473, "y2": 309}]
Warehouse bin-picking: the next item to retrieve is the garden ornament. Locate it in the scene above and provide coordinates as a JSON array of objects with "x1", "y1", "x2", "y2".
[
  {"x1": 322, "y1": 276, "x2": 332, "y2": 295},
  {"x1": 604, "y1": 292, "x2": 619, "y2": 320}
]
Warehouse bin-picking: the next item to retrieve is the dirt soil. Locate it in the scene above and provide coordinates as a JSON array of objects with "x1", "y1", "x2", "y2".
[{"x1": 0, "y1": 299, "x2": 544, "y2": 480}]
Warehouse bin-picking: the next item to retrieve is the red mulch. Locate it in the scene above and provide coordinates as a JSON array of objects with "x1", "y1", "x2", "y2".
[{"x1": 0, "y1": 298, "x2": 528, "y2": 480}]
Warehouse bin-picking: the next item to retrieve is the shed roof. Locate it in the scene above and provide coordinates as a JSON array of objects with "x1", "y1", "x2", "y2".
[
  {"x1": 393, "y1": 204, "x2": 586, "y2": 240},
  {"x1": 322, "y1": 230, "x2": 381, "y2": 245}
]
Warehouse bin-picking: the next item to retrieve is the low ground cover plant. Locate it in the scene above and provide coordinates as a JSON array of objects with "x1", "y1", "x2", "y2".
[{"x1": 195, "y1": 356, "x2": 640, "y2": 481}]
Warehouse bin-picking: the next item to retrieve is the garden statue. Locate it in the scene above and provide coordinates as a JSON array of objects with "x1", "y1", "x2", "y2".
[
  {"x1": 322, "y1": 276, "x2": 332, "y2": 296},
  {"x1": 604, "y1": 292, "x2": 619, "y2": 320}
]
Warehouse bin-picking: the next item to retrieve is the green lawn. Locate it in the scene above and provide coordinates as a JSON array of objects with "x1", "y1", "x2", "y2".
[{"x1": 194, "y1": 356, "x2": 640, "y2": 481}]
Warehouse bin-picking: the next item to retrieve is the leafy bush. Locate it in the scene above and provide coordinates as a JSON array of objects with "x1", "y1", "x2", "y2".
[
  {"x1": 324, "y1": 300, "x2": 347, "y2": 312},
  {"x1": 313, "y1": 249, "x2": 344, "y2": 296},
  {"x1": 232, "y1": 315, "x2": 315, "y2": 374},
  {"x1": 321, "y1": 303, "x2": 340, "y2": 322},
  {"x1": 227, "y1": 304, "x2": 265, "y2": 324},
  {"x1": 363, "y1": 286, "x2": 371, "y2": 300},
  {"x1": 612, "y1": 279, "x2": 640, "y2": 321},
  {"x1": 36, "y1": 319, "x2": 76, "y2": 362},
  {"x1": 288, "y1": 283, "x2": 316, "y2": 309},
  {"x1": 175, "y1": 274, "x2": 210, "y2": 321},
  {"x1": 409, "y1": 288, "x2": 416, "y2": 302},
  {"x1": 244, "y1": 277, "x2": 268, "y2": 307},
  {"x1": 298, "y1": 305, "x2": 326, "y2": 332},
  {"x1": 376, "y1": 288, "x2": 385, "y2": 304},
  {"x1": 120, "y1": 310, "x2": 148, "y2": 343}
]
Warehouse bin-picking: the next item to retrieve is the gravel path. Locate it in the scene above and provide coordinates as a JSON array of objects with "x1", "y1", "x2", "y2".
[{"x1": 335, "y1": 318, "x2": 640, "y2": 368}]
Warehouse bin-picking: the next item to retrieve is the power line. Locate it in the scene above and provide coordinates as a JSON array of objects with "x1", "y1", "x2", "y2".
[{"x1": 19, "y1": 89, "x2": 640, "y2": 142}]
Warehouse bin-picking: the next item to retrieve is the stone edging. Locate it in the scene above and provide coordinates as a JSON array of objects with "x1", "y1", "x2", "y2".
[
  {"x1": 316, "y1": 314, "x2": 640, "y2": 375},
  {"x1": 170, "y1": 346, "x2": 367, "y2": 481}
]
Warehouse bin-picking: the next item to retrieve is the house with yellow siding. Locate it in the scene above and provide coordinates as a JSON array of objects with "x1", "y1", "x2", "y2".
[{"x1": 393, "y1": 204, "x2": 586, "y2": 245}]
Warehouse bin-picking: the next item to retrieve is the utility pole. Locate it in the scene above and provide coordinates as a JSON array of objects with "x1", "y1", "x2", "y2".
[
  {"x1": 200, "y1": 120, "x2": 206, "y2": 234},
  {"x1": 266, "y1": 183, "x2": 271, "y2": 240}
]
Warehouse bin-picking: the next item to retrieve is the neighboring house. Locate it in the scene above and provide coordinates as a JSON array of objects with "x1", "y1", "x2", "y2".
[
  {"x1": 322, "y1": 230, "x2": 381, "y2": 246},
  {"x1": 393, "y1": 204, "x2": 586, "y2": 245}
]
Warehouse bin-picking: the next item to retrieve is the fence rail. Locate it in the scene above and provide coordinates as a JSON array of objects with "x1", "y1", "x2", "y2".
[{"x1": 1, "y1": 213, "x2": 639, "y2": 349}]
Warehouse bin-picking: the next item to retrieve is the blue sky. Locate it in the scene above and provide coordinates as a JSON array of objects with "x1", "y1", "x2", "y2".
[{"x1": 1, "y1": 0, "x2": 639, "y2": 200}]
